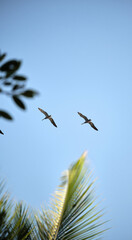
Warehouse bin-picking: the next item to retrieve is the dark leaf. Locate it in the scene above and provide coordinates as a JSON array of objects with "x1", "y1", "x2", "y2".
[
  {"x1": 0, "y1": 53, "x2": 6, "y2": 62},
  {"x1": 0, "y1": 60, "x2": 21, "y2": 72},
  {"x1": 0, "y1": 60, "x2": 21, "y2": 78},
  {"x1": 13, "y1": 75, "x2": 27, "y2": 81},
  {"x1": 13, "y1": 95, "x2": 26, "y2": 110},
  {"x1": 4, "y1": 82, "x2": 12, "y2": 86},
  {"x1": 12, "y1": 84, "x2": 25, "y2": 91},
  {"x1": 0, "y1": 110, "x2": 13, "y2": 120},
  {"x1": 0, "y1": 88, "x2": 2, "y2": 92},
  {"x1": 0, "y1": 76, "x2": 3, "y2": 79},
  {"x1": 21, "y1": 89, "x2": 39, "y2": 98}
]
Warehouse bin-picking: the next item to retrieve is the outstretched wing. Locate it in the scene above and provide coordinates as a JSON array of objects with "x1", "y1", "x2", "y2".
[
  {"x1": 50, "y1": 118, "x2": 57, "y2": 127},
  {"x1": 0, "y1": 130, "x2": 4, "y2": 135},
  {"x1": 78, "y1": 112, "x2": 88, "y2": 121},
  {"x1": 89, "y1": 121, "x2": 98, "y2": 131},
  {"x1": 38, "y1": 107, "x2": 49, "y2": 117}
]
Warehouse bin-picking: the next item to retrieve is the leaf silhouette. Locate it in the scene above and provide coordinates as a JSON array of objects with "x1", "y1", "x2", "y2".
[
  {"x1": 12, "y1": 84, "x2": 25, "y2": 91},
  {"x1": 21, "y1": 90, "x2": 38, "y2": 98},
  {"x1": 0, "y1": 110, "x2": 13, "y2": 120},
  {"x1": 0, "y1": 60, "x2": 21, "y2": 72},
  {"x1": 0, "y1": 53, "x2": 6, "y2": 62},
  {"x1": 4, "y1": 82, "x2": 12, "y2": 86},
  {"x1": 0, "y1": 60, "x2": 21, "y2": 78},
  {"x1": 0, "y1": 52, "x2": 39, "y2": 122},
  {"x1": 13, "y1": 75, "x2": 27, "y2": 81},
  {"x1": 13, "y1": 96, "x2": 26, "y2": 110}
]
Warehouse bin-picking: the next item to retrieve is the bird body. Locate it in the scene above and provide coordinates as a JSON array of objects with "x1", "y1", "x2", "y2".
[
  {"x1": 38, "y1": 108, "x2": 57, "y2": 127},
  {"x1": 42, "y1": 115, "x2": 51, "y2": 120},
  {"x1": 78, "y1": 112, "x2": 98, "y2": 131},
  {"x1": 81, "y1": 118, "x2": 91, "y2": 124}
]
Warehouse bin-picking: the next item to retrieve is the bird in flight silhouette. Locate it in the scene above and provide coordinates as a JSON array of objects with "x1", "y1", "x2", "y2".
[
  {"x1": 38, "y1": 108, "x2": 57, "y2": 127},
  {"x1": 0, "y1": 130, "x2": 4, "y2": 135},
  {"x1": 78, "y1": 112, "x2": 98, "y2": 131}
]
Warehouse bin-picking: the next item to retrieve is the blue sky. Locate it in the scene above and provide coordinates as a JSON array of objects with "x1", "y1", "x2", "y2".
[{"x1": 0, "y1": 0, "x2": 132, "y2": 239}]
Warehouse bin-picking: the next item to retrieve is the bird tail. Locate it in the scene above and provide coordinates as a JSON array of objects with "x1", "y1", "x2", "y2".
[{"x1": 81, "y1": 122, "x2": 86, "y2": 125}]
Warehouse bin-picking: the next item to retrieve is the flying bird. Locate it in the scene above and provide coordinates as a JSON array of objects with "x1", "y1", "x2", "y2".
[
  {"x1": 0, "y1": 130, "x2": 4, "y2": 135},
  {"x1": 78, "y1": 112, "x2": 98, "y2": 131},
  {"x1": 38, "y1": 107, "x2": 57, "y2": 127}
]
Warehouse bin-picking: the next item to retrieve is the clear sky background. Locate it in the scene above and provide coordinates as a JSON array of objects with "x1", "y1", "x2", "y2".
[{"x1": 0, "y1": 0, "x2": 132, "y2": 239}]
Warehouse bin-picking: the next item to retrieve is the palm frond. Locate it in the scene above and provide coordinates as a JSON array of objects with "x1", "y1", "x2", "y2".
[
  {"x1": 36, "y1": 152, "x2": 107, "y2": 240},
  {"x1": 0, "y1": 181, "x2": 36, "y2": 240},
  {"x1": 8, "y1": 202, "x2": 35, "y2": 240},
  {"x1": 0, "y1": 180, "x2": 12, "y2": 240}
]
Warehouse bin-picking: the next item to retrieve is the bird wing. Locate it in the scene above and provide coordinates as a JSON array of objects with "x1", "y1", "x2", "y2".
[
  {"x1": 0, "y1": 130, "x2": 4, "y2": 135},
  {"x1": 89, "y1": 121, "x2": 98, "y2": 131},
  {"x1": 78, "y1": 112, "x2": 88, "y2": 121},
  {"x1": 49, "y1": 118, "x2": 57, "y2": 127},
  {"x1": 38, "y1": 107, "x2": 49, "y2": 117}
]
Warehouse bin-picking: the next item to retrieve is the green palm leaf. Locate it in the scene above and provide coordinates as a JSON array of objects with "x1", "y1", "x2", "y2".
[
  {"x1": 36, "y1": 152, "x2": 107, "y2": 240},
  {"x1": 8, "y1": 202, "x2": 35, "y2": 240},
  {"x1": 0, "y1": 181, "x2": 36, "y2": 240},
  {"x1": 0, "y1": 181, "x2": 12, "y2": 239}
]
